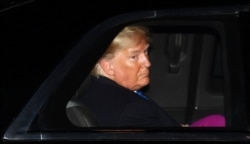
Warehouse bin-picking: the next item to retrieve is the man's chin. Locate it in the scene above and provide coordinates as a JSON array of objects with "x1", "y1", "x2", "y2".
[{"x1": 141, "y1": 78, "x2": 150, "y2": 86}]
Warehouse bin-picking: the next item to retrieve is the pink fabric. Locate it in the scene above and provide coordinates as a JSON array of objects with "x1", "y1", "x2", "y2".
[{"x1": 190, "y1": 114, "x2": 225, "y2": 127}]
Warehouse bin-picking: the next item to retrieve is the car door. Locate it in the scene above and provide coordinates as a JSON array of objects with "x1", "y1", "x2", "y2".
[{"x1": 3, "y1": 4, "x2": 250, "y2": 142}]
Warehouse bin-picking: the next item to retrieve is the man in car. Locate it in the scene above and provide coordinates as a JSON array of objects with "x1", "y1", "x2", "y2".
[{"x1": 77, "y1": 25, "x2": 225, "y2": 127}]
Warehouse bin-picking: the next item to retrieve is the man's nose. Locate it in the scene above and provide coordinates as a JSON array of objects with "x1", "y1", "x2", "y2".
[{"x1": 143, "y1": 55, "x2": 151, "y2": 67}]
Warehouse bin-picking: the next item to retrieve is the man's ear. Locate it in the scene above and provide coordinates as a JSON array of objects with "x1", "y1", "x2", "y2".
[{"x1": 99, "y1": 59, "x2": 114, "y2": 76}]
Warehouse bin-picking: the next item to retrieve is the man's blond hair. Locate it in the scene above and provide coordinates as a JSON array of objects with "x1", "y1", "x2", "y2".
[{"x1": 91, "y1": 25, "x2": 151, "y2": 77}]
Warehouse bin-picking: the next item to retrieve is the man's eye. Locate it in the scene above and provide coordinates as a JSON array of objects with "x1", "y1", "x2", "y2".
[{"x1": 130, "y1": 55, "x2": 138, "y2": 59}]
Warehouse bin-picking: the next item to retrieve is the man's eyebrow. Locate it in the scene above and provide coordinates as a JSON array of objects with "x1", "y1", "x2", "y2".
[
  {"x1": 127, "y1": 48, "x2": 140, "y2": 54},
  {"x1": 130, "y1": 45, "x2": 150, "y2": 53},
  {"x1": 130, "y1": 50, "x2": 140, "y2": 54}
]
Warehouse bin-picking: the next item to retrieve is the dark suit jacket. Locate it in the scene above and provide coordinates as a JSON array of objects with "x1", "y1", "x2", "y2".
[{"x1": 78, "y1": 76, "x2": 180, "y2": 127}]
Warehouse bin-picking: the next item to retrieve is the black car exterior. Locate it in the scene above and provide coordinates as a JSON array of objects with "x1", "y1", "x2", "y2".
[{"x1": 1, "y1": 0, "x2": 250, "y2": 143}]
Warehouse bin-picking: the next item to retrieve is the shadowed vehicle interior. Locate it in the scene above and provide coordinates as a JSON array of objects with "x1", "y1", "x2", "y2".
[{"x1": 66, "y1": 22, "x2": 225, "y2": 127}]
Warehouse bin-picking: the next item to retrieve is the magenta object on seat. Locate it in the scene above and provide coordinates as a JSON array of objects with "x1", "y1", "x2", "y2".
[{"x1": 190, "y1": 114, "x2": 226, "y2": 127}]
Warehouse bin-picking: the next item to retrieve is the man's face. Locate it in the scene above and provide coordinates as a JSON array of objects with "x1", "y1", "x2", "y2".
[{"x1": 110, "y1": 39, "x2": 151, "y2": 91}]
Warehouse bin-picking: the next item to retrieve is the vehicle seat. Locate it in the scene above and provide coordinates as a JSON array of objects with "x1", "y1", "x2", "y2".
[{"x1": 66, "y1": 99, "x2": 98, "y2": 127}]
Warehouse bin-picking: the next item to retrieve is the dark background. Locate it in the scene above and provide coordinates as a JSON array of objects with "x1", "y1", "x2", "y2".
[{"x1": 1, "y1": 0, "x2": 249, "y2": 141}]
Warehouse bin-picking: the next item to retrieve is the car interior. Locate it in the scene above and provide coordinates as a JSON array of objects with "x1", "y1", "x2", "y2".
[{"x1": 65, "y1": 20, "x2": 225, "y2": 128}]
